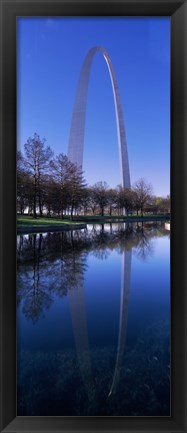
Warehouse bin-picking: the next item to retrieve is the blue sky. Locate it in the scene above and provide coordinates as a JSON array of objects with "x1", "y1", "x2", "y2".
[{"x1": 17, "y1": 17, "x2": 170, "y2": 196}]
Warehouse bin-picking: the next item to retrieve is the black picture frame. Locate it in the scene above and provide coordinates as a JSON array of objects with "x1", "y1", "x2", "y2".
[{"x1": 0, "y1": 0, "x2": 186, "y2": 432}]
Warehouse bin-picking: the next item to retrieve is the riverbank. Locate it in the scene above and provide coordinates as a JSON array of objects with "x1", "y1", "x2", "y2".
[
  {"x1": 17, "y1": 214, "x2": 170, "y2": 234},
  {"x1": 17, "y1": 216, "x2": 87, "y2": 234},
  {"x1": 74, "y1": 214, "x2": 170, "y2": 224}
]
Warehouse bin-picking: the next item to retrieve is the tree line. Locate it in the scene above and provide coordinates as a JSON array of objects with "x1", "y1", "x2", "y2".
[{"x1": 17, "y1": 133, "x2": 170, "y2": 218}]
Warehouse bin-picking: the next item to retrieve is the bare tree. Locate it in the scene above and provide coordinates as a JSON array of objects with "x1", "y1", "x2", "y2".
[
  {"x1": 67, "y1": 163, "x2": 87, "y2": 219},
  {"x1": 91, "y1": 181, "x2": 109, "y2": 216},
  {"x1": 24, "y1": 133, "x2": 53, "y2": 218},
  {"x1": 116, "y1": 186, "x2": 135, "y2": 215},
  {"x1": 17, "y1": 150, "x2": 27, "y2": 214},
  {"x1": 80, "y1": 187, "x2": 91, "y2": 215},
  {"x1": 133, "y1": 178, "x2": 153, "y2": 216},
  {"x1": 107, "y1": 188, "x2": 118, "y2": 216},
  {"x1": 50, "y1": 153, "x2": 74, "y2": 218},
  {"x1": 88, "y1": 187, "x2": 98, "y2": 215}
]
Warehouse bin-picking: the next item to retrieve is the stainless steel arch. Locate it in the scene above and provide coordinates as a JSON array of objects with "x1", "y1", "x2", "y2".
[{"x1": 68, "y1": 46, "x2": 131, "y2": 188}]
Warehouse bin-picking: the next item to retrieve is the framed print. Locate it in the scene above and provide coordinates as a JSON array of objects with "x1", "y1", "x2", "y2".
[{"x1": 0, "y1": 0, "x2": 187, "y2": 432}]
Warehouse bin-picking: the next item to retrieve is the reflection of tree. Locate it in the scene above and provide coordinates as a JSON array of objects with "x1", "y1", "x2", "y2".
[
  {"x1": 134, "y1": 224, "x2": 154, "y2": 261},
  {"x1": 17, "y1": 234, "x2": 53, "y2": 324},
  {"x1": 49, "y1": 252, "x2": 87, "y2": 297},
  {"x1": 21, "y1": 286, "x2": 52, "y2": 324},
  {"x1": 92, "y1": 249, "x2": 110, "y2": 260},
  {"x1": 17, "y1": 222, "x2": 169, "y2": 323},
  {"x1": 17, "y1": 232, "x2": 88, "y2": 323}
]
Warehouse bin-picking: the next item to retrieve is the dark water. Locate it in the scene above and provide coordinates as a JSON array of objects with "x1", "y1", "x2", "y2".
[{"x1": 17, "y1": 222, "x2": 170, "y2": 416}]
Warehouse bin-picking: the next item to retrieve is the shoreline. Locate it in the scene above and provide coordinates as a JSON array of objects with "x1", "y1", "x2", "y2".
[
  {"x1": 17, "y1": 223, "x2": 87, "y2": 235},
  {"x1": 17, "y1": 216, "x2": 170, "y2": 235}
]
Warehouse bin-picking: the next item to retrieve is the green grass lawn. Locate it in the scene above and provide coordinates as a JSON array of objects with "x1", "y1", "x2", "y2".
[{"x1": 17, "y1": 215, "x2": 82, "y2": 226}]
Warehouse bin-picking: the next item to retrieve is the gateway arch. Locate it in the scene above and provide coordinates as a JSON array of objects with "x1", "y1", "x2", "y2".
[
  {"x1": 68, "y1": 46, "x2": 131, "y2": 188},
  {"x1": 67, "y1": 48, "x2": 132, "y2": 402}
]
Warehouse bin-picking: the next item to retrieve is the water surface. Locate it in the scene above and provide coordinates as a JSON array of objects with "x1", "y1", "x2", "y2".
[{"x1": 17, "y1": 222, "x2": 170, "y2": 416}]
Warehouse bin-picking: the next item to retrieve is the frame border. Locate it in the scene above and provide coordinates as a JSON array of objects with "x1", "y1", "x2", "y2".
[{"x1": 0, "y1": 0, "x2": 187, "y2": 432}]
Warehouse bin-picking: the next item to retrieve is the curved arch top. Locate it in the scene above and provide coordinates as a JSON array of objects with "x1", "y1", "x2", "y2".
[{"x1": 68, "y1": 46, "x2": 131, "y2": 188}]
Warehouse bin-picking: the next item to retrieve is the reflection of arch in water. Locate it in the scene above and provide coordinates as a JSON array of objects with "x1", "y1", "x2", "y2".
[
  {"x1": 68, "y1": 46, "x2": 130, "y2": 188},
  {"x1": 68, "y1": 242, "x2": 132, "y2": 399},
  {"x1": 68, "y1": 282, "x2": 94, "y2": 399},
  {"x1": 108, "y1": 249, "x2": 132, "y2": 397}
]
